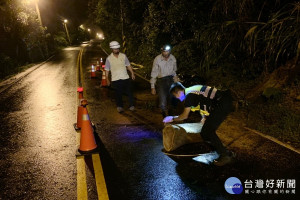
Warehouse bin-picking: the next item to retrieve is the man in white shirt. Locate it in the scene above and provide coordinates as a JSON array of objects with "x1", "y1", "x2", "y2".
[
  {"x1": 105, "y1": 41, "x2": 135, "y2": 113},
  {"x1": 150, "y1": 45, "x2": 178, "y2": 117}
]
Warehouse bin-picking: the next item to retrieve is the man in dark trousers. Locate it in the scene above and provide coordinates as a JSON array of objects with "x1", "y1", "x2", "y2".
[
  {"x1": 105, "y1": 41, "x2": 135, "y2": 113},
  {"x1": 163, "y1": 82, "x2": 235, "y2": 166},
  {"x1": 150, "y1": 45, "x2": 178, "y2": 117}
]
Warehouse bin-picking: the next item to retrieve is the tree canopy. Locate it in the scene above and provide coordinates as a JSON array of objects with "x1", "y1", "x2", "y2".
[{"x1": 88, "y1": 0, "x2": 300, "y2": 80}]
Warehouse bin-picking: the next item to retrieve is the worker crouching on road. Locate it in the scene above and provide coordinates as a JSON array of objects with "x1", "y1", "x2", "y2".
[
  {"x1": 150, "y1": 45, "x2": 178, "y2": 118},
  {"x1": 105, "y1": 41, "x2": 135, "y2": 113},
  {"x1": 163, "y1": 82, "x2": 235, "y2": 166}
]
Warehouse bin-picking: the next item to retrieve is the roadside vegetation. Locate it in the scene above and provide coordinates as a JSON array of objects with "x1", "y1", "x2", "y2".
[
  {"x1": 89, "y1": 0, "x2": 300, "y2": 147},
  {"x1": 0, "y1": 0, "x2": 89, "y2": 81}
]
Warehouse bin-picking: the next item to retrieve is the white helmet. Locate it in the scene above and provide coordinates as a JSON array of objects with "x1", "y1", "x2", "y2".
[
  {"x1": 109, "y1": 41, "x2": 120, "y2": 49},
  {"x1": 161, "y1": 44, "x2": 171, "y2": 51}
]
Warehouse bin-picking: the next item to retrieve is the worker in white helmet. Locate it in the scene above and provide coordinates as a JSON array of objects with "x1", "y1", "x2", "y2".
[
  {"x1": 150, "y1": 44, "x2": 178, "y2": 117},
  {"x1": 105, "y1": 41, "x2": 135, "y2": 113}
]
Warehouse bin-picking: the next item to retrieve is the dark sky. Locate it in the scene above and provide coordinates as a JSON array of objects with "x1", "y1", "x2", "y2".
[{"x1": 38, "y1": 0, "x2": 89, "y2": 31}]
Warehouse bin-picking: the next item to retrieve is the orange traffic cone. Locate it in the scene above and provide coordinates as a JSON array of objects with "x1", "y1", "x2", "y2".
[
  {"x1": 77, "y1": 87, "x2": 84, "y2": 100},
  {"x1": 74, "y1": 88, "x2": 84, "y2": 130},
  {"x1": 101, "y1": 69, "x2": 108, "y2": 87},
  {"x1": 78, "y1": 100, "x2": 98, "y2": 154},
  {"x1": 74, "y1": 104, "x2": 83, "y2": 131},
  {"x1": 96, "y1": 61, "x2": 100, "y2": 71},
  {"x1": 91, "y1": 65, "x2": 96, "y2": 78}
]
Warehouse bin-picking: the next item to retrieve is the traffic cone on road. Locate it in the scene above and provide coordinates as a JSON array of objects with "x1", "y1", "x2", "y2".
[
  {"x1": 101, "y1": 69, "x2": 108, "y2": 87},
  {"x1": 78, "y1": 99, "x2": 98, "y2": 154},
  {"x1": 74, "y1": 103, "x2": 83, "y2": 131},
  {"x1": 77, "y1": 87, "x2": 84, "y2": 100},
  {"x1": 74, "y1": 88, "x2": 84, "y2": 130},
  {"x1": 91, "y1": 65, "x2": 96, "y2": 78},
  {"x1": 96, "y1": 61, "x2": 100, "y2": 71}
]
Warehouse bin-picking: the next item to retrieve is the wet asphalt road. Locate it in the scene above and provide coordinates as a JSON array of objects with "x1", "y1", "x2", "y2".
[
  {"x1": 0, "y1": 47, "x2": 78, "y2": 199},
  {"x1": 0, "y1": 43, "x2": 299, "y2": 200}
]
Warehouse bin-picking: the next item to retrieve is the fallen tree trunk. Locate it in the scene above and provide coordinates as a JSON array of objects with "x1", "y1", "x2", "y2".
[{"x1": 163, "y1": 123, "x2": 203, "y2": 152}]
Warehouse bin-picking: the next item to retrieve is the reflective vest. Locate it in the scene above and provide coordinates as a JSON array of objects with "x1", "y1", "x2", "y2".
[{"x1": 185, "y1": 85, "x2": 219, "y2": 116}]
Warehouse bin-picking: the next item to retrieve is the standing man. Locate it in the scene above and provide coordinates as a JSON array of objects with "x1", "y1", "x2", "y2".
[
  {"x1": 150, "y1": 45, "x2": 178, "y2": 117},
  {"x1": 163, "y1": 82, "x2": 235, "y2": 166},
  {"x1": 105, "y1": 41, "x2": 135, "y2": 113}
]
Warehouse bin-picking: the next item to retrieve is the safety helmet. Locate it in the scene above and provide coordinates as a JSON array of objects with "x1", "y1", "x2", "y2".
[
  {"x1": 161, "y1": 44, "x2": 171, "y2": 52},
  {"x1": 109, "y1": 41, "x2": 120, "y2": 49}
]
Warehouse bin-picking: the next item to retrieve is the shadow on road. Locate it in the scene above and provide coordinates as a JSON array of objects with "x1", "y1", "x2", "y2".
[{"x1": 93, "y1": 131, "x2": 130, "y2": 200}]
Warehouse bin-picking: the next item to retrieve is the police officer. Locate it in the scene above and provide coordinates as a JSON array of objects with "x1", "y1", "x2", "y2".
[
  {"x1": 150, "y1": 45, "x2": 178, "y2": 117},
  {"x1": 163, "y1": 82, "x2": 235, "y2": 166}
]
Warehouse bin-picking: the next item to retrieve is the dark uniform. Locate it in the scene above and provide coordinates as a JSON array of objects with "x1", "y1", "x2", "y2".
[{"x1": 184, "y1": 85, "x2": 234, "y2": 156}]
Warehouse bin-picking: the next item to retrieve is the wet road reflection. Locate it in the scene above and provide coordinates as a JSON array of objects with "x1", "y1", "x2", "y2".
[{"x1": 0, "y1": 48, "x2": 79, "y2": 199}]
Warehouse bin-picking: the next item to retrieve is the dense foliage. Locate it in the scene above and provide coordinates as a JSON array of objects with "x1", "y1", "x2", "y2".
[
  {"x1": 0, "y1": 0, "x2": 48, "y2": 62},
  {"x1": 88, "y1": 0, "x2": 300, "y2": 80},
  {"x1": 0, "y1": 0, "x2": 83, "y2": 79}
]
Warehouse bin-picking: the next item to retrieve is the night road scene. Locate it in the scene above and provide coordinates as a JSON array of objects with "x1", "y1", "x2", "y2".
[{"x1": 0, "y1": 0, "x2": 299, "y2": 199}]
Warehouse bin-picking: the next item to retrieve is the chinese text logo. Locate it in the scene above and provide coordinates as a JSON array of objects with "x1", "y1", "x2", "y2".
[{"x1": 225, "y1": 177, "x2": 243, "y2": 194}]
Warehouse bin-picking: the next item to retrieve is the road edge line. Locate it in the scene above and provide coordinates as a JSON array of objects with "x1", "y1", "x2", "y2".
[
  {"x1": 78, "y1": 46, "x2": 110, "y2": 199},
  {"x1": 244, "y1": 127, "x2": 300, "y2": 154},
  {"x1": 76, "y1": 48, "x2": 88, "y2": 200},
  {"x1": 77, "y1": 156, "x2": 88, "y2": 200},
  {"x1": 92, "y1": 154, "x2": 109, "y2": 200}
]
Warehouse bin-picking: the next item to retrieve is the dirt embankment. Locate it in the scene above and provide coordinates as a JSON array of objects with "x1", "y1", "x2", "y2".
[{"x1": 213, "y1": 59, "x2": 300, "y2": 150}]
